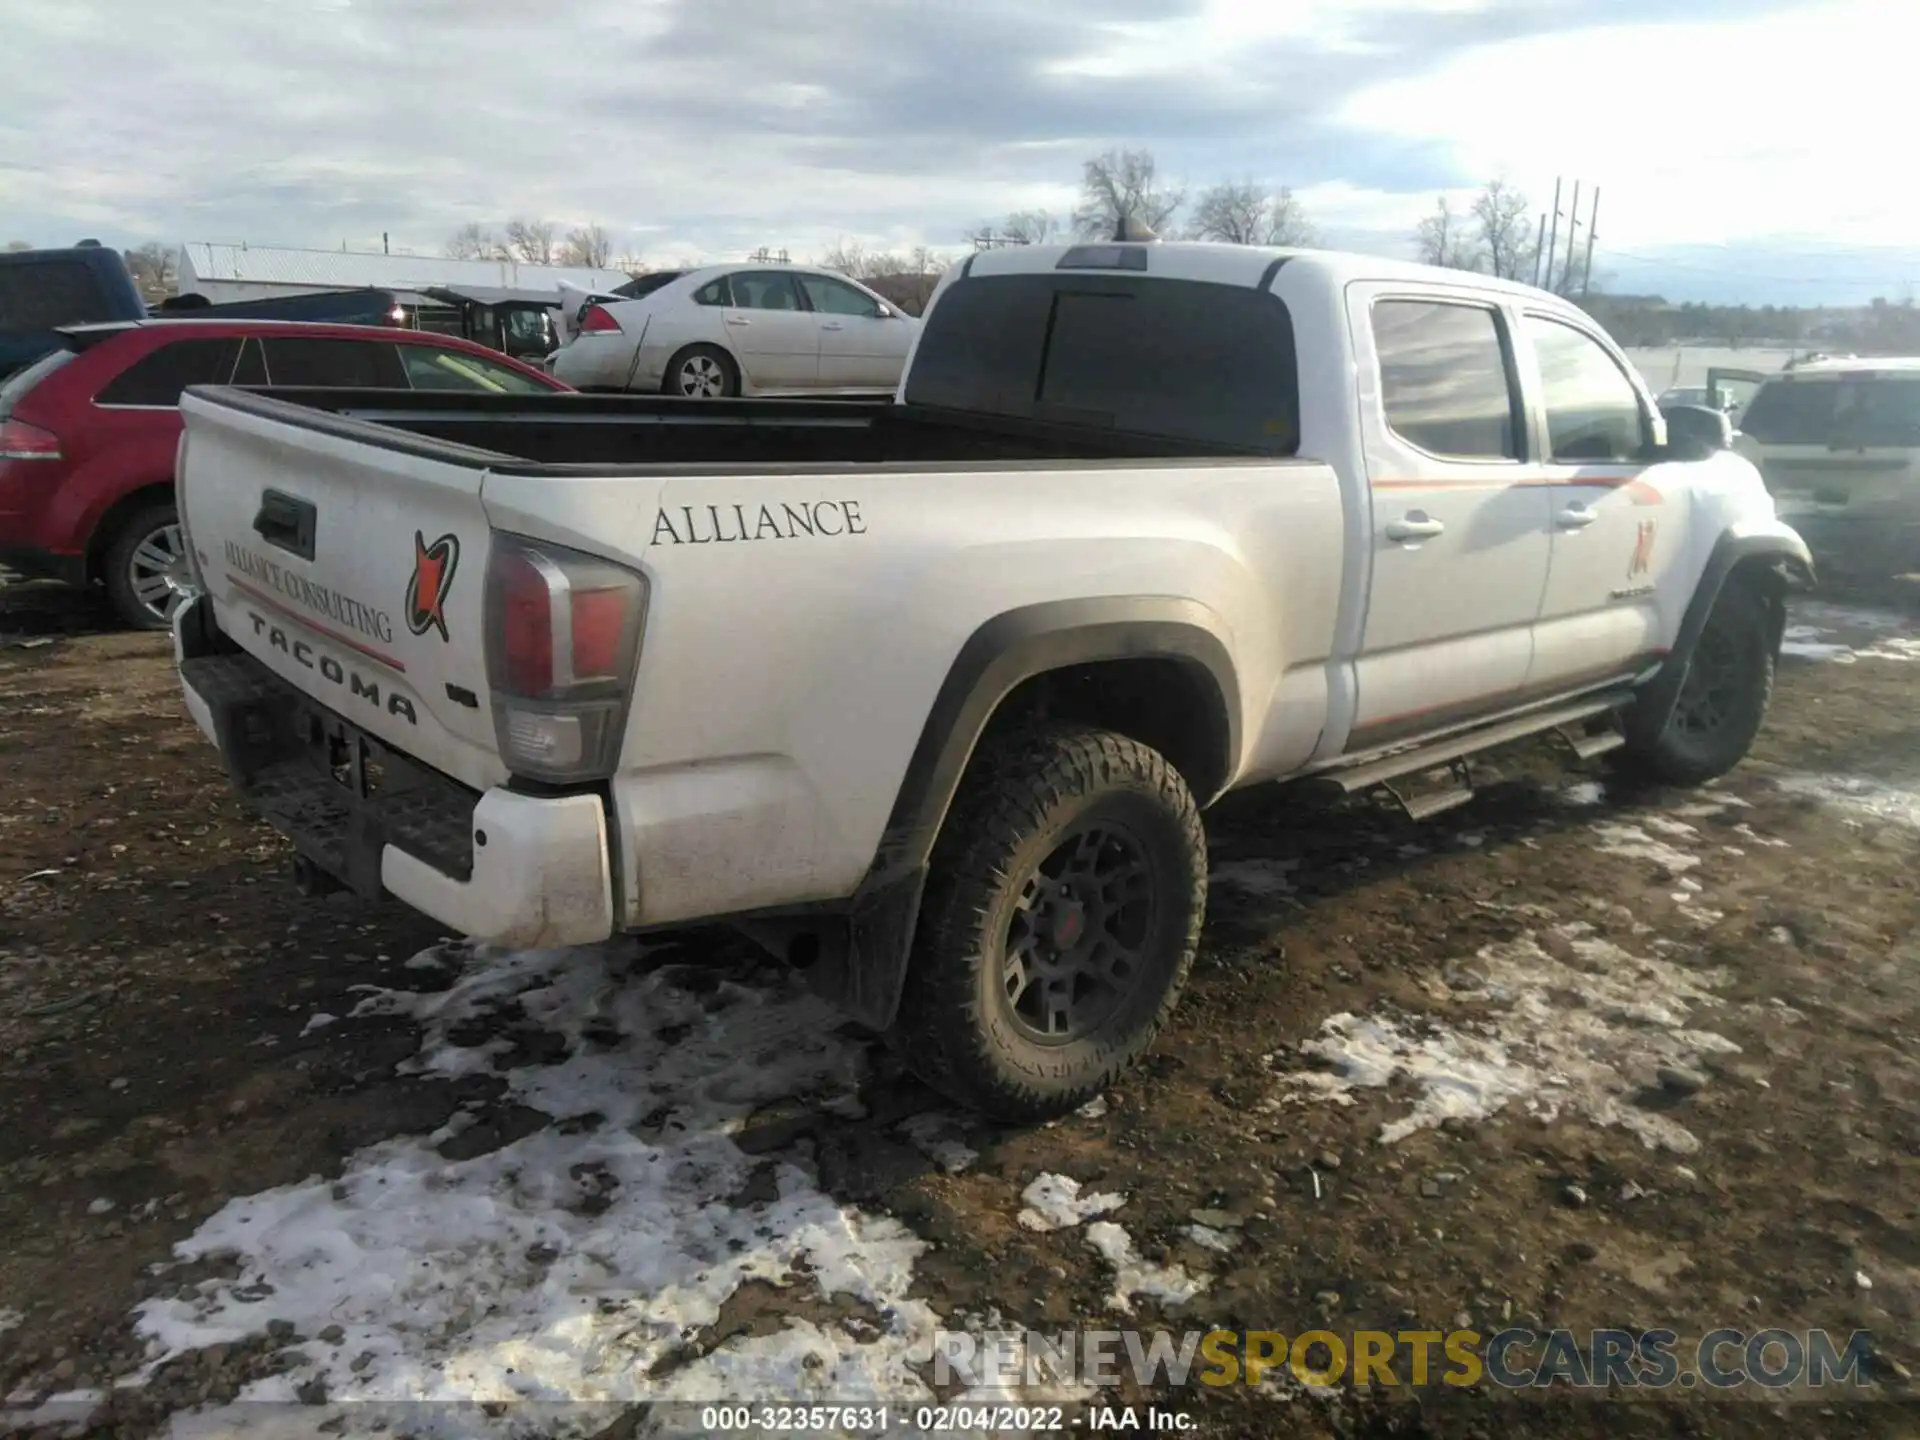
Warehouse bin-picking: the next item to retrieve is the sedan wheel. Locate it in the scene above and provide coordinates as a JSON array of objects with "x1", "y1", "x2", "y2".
[{"x1": 675, "y1": 354, "x2": 728, "y2": 398}]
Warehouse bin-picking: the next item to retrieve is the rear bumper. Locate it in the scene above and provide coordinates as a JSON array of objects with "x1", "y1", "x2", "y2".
[{"x1": 174, "y1": 594, "x2": 614, "y2": 948}]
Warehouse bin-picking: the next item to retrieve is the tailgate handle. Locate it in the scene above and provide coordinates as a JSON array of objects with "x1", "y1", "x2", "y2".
[{"x1": 254, "y1": 490, "x2": 316, "y2": 562}]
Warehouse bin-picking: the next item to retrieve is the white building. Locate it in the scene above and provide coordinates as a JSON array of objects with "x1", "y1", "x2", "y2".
[{"x1": 176, "y1": 242, "x2": 632, "y2": 306}]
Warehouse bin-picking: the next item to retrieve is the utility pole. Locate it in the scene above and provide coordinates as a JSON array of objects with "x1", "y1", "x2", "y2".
[
  {"x1": 1543, "y1": 178, "x2": 1563, "y2": 298},
  {"x1": 1532, "y1": 212, "x2": 1548, "y2": 287},
  {"x1": 1560, "y1": 180, "x2": 1581, "y2": 294},
  {"x1": 1580, "y1": 188, "x2": 1600, "y2": 298}
]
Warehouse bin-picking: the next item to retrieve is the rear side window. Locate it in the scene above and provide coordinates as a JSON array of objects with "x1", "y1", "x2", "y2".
[
  {"x1": 1371, "y1": 300, "x2": 1519, "y2": 460},
  {"x1": 232, "y1": 338, "x2": 268, "y2": 385},
  {"x1": 260, "y1": 337, "x2": 407, "y2": 388},
  {"x1": 904, "y1": 274, "x2": 1298, "y2": 453},
  {"x1": 0, "y1": 260, "x2": 115, "y2": 331},
  {"x1": 0, "y1": 348, "x2": 78, "y2": 418},
  {"x1": 97, "y1": 338, "x2": 241, "y2": 406},
  {"x1": 1523, "y1": 315, "x2": 1648, "y2": 462},
  {"x1": 693, "y1": 278, "x2": 730, "y2": 307}
]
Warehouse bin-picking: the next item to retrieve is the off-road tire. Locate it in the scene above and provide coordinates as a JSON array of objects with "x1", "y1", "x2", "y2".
[
  {"x1": 892, "y1": 724, "x2": 1207, "y2": 1121},
  {"x1": 101, "y1": 500, "x2": 185, "y2": 632},
  {"x1": 661, "y1": 344, "x2": 740, "y2": 399},
  {"x1": 1619, "y1": 578, "x2": 1774, "y2": 785}
]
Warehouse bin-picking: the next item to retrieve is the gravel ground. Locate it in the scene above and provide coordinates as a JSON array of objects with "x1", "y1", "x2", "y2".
[{"x1": 0, "y1": 575, "x2": 1916, "y2": 1440}]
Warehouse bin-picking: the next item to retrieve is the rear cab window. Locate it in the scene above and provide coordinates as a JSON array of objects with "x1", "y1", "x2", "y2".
[
  {"x1": 0, "y1": 260, "x2": 117, "y2": 331},
  {"x1": 1744, "y1": 373, "x2": 1920, "y2": 448},
  {"x1": 903, "y1": 273, "x2": 1299, "y2": 453},
  {"x1": 1370, "y1": 299, "x2": 1520, "y2": 460},
  {"x1": 97, "y1": 337, "x2": 241, "y2": 406}
]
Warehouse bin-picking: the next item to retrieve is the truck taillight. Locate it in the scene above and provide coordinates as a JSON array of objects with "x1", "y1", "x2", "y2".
[
  {"x1": 0, "y1": 419, "x2": 61, "y2": 461},
  {"x1": 577, "y1": 305, "x2": 622, "y2": 335},
  {"x1": 484, "y1": 533, "x2": 648, "y2": 783}
]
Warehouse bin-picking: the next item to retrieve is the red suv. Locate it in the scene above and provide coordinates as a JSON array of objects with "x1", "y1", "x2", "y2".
[{"x1": 0, "y1": 320, "x2": 568, "y2": 629}]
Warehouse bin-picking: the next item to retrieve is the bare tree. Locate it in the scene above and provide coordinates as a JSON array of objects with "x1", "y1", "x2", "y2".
[
  {"x1": 1468, "y1": 180, "x2": 1535, "y2": 282},
  {"x1": 1073, "y1": 149, "x2": 1183, "y2": 239},
  {"x1": 503, "y1": 217, "x2": 557, "y2": 266},
  {"x1": 614, "y1": 251, "x2": 650, "y2": 278},
  {"x1": 1189, "y1": 182, "x2": 1318, "y2": 247},
  {"x1": 1413, "y1": 195, "x2": 1480, "y2": 271},
  {"x1": 817, "y1": 237, "x2": 868, "y2": 276},
  {"x1": 559, "y1": 223, "x2": 613, "y2": 269},
  {"x1": 5, "y1": 239, "x2": 31, "y2": 253},
  {"x1": 967, "y1": 209, "x2": 1062, "y2": 248},
  {"x1": 445, "y1": 222, "x2": 502, "y2": 260},
  {"x1": 118, "y1": 243, "x2": 178, "y2": 300}
]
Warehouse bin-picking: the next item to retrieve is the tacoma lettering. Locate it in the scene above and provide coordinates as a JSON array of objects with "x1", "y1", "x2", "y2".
[
  {"x1": 650, "y1": 499, "x2": 866, "y2": 546},
  {"x1": 248, "y1": 611, "x2": 418, "y2": 724}
]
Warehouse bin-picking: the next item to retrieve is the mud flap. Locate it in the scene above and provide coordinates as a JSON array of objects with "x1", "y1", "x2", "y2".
[{"x1": 804, "y1": 862, "x2": 928, "y2": 1033}]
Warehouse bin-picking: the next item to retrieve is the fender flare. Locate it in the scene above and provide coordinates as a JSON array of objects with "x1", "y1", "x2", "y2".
[
  {"x1": 817, "y1": 596, "x2": 1241, "y2": 1031},
  {"x1": 1634, "y1": 529, "x2": 1814, "y2": 735}
]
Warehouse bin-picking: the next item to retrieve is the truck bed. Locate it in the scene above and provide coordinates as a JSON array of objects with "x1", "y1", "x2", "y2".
[{"x1": 187, "y1": 386, "x2": 1265, "y2": 471}]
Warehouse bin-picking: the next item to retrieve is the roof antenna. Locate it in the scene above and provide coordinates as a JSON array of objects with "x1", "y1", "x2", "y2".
[{"x1": 1112, "y1": 214, "x2": 1159, "y2": 244}]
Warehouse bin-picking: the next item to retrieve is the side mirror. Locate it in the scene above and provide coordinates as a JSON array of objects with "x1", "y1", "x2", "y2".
[
  {"x1": 1660, "y1": 402, "x2": 1733, "y2": 458},
  {"x1": 875, "y1": 303, "x2": 894, "y2": 319}
]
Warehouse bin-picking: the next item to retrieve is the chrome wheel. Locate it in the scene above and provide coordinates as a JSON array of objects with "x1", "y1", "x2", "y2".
[
  {"x1": 675, "y1": 355, "x2": 728, "y2": 398},
  {"x1": 127, "y1": 521, "x2": 190, "y2": 624}
]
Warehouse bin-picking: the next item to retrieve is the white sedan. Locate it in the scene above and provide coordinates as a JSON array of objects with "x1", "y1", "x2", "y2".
[{"x1": 549, "y1": 263, "x2": 920, "y2": 398}]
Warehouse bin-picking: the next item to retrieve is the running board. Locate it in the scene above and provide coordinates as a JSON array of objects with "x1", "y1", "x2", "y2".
[
  {"x1": 1319, "y1": 690, "x2": 1634, "y2": 798},
  {"x1": 1560, "y1": 725, "x2": 1626, "y2": 761}
]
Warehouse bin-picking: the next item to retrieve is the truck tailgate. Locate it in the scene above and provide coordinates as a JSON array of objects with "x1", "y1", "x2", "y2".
[{"x1": 178, "y1": 390, "x2": 509, "y2": 792}]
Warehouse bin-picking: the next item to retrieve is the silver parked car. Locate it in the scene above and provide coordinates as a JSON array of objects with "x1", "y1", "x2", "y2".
[{"x1": 549, "y1": 263, "x2": 920, "y2": 398}]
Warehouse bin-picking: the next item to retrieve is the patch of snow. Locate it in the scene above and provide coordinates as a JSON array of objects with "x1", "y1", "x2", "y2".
[
  {"x1": 298, "y1": 1012, "x2": 338, "y2": 1037},
  {"x1": 1780, "y1": 626, "x2": 1858, "y2": 663},
  {"x1": 0, "y1": 1307, "x2": 21, "y2": 1334},
  {"x1": 1208, "y1": 859, "x2": 1298, "y2": 896},
  {"x1": 1083, "y1": 1222, "x2": 1207, "y2": 1313},
  {"x1": 1790, "y1": 601, "x2": 1907, "y2": 632},
  {"x1": 1182, "y1": 1223, "x2": 1239, "y2": 1255},
  {"x1": 1591, "y1": 822, "x2": 1701, "y2": 873},
  {"x1": 1017, "y1": 1174, "x2": 1125, "y2": 1232},
  {"x1": 1732, "y1": 823, "x2": 1790, "y2": 849},
  {"x1": 123, "y1": 940, "x2": 1011, "y2": 1431},
  {"x1": 1773, "y1": 773, "x2": 1920, "y2": 829},
  {"x1": 1276, "y1": 924, "x2": 1738, "y2": 1153},
  {"x1": 1076, "y1": 1095, "x2": 1109, "y2": 1120},
  {"x1": 1643, "y1": 817, "x2": 1700, "y2": 840},
  {"x1": 1560, "y1": 781, "x2": 1606, "y2": 807},
  {"x1": 897, "y1": 1113, "x2": 976, "y2": 1175}
]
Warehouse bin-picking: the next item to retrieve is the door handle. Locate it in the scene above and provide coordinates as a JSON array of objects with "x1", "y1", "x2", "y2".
[
  {"x1": 820, "y1": 322, "x2": 844, "y2": 331},
  {"x1": 1554, "y1": 505, "x2": 1599, "y2": 529},
  {"x1": 726, "y1": 316, "x2": 750, "y2": 326},
  {"x1": 1384, "y1": 512, "x2": 1445, "y2": 542},
  {"x1": 253, "y1": 488, "x2": 316, "y2": 561}
]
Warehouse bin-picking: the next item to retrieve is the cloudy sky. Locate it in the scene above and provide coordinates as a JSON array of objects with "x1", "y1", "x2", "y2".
[{"x1": 2, "y1": 0, "x2": 1911, "y2": 304}]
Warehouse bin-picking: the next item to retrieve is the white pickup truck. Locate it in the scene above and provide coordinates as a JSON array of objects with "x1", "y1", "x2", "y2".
[{"x1": 169, "y1": 240, "x2": 1810, "y2": 1119}]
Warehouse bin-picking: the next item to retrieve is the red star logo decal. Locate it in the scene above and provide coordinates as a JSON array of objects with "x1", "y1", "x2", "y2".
[{"x1": 405, "y1": 531, "x2": 460, "y2": 642}]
